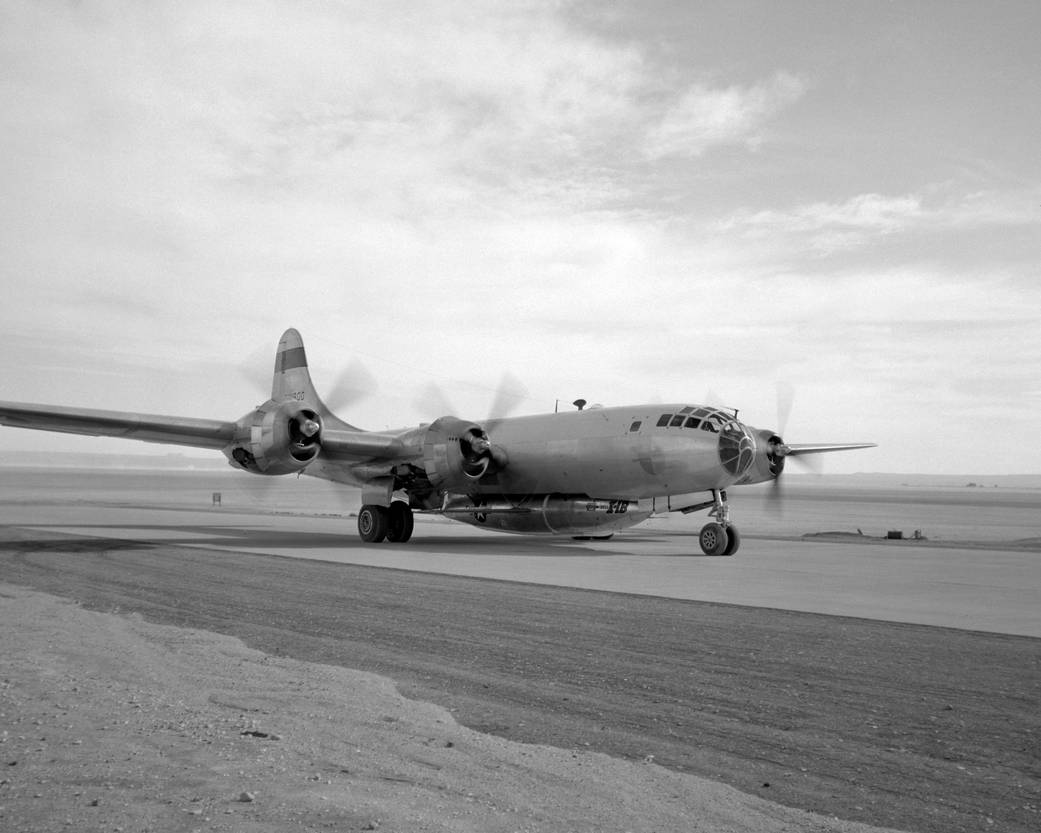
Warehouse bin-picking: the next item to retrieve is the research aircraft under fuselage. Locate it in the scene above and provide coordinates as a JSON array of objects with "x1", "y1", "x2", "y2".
[{"x1": 0, "y1": 329, "x2": 875, "y2": 555}]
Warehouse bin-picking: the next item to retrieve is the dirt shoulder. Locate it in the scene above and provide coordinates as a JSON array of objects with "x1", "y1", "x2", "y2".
[{"x1": 1, "y1": 584, "x2": 906, "y2": 833}]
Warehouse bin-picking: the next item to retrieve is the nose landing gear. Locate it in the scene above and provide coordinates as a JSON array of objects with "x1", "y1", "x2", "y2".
[{"x1": 698, "y1": 490, "x2": 740, "y2": 556}]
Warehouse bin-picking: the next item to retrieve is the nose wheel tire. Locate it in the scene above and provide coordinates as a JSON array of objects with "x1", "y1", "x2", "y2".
[
  {"x1": 699, "y1": 522, "x2": 736, "y2": 556},
  {"x1": 358, "y1": 504, "x2": 388, "y2": 543},
  {"x1": 721, "y1": 524, "x2": 740, "y2": 556}
]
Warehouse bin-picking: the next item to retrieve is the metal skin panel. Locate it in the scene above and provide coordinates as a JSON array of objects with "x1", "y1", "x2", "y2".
[{"x1": 462, "y1": 408, "x2": 735, "y2": 500}]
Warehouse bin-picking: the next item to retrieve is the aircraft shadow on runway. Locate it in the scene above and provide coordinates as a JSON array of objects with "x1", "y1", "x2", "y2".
[{"x1": 5, "y1": 523, "x2": 721, "y2": 557}]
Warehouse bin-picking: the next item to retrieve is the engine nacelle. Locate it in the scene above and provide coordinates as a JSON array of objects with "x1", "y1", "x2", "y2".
[
  {"x1": 444, "y1": 494, "x2": 652, "y2": 536},
  {"x1": 733, "y1": 428, "x2": 785, "y2": 486},
  {"x1": 224, "y1": 400, "x2": 322, "y2": 475},
  {"x1": 421, "y1": 416, "x2": 507, "y2": 491}
]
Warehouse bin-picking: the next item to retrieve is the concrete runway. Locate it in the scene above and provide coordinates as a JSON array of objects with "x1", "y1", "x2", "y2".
[{"x1": 6, "y1": 501, "x2": 1039, "y2": 637}]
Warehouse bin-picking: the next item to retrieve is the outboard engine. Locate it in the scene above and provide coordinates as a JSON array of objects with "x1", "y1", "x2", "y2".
[{"x1": 225, "y1": 400, "x2": 322, "y2": 475}]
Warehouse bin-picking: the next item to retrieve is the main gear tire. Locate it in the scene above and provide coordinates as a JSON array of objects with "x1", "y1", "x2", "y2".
[
  {"x1": 358, "y1": 504, "x2": 388, "y2": 543},
  {"x1": 386, "y1": 502, "x2": 415, "y2": 543}
]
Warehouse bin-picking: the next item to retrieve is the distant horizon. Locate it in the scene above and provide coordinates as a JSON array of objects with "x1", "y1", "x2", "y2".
[{"x1": 2, "y1": 449, "x2": 1040, "y2": 484}]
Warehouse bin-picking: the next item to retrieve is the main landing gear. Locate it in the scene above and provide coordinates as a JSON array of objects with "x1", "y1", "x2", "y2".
[
  {"x1": 697, "y1": 490, "x2": 740, "y2": 556},
  {"x1": 357, "y1": 502, "x2": 414, "y2": 543}
]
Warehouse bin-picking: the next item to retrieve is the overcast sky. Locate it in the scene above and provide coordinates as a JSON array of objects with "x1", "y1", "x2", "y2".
[{"x1": 1, "y1": 1, "x2": 1039, "y2": 474}]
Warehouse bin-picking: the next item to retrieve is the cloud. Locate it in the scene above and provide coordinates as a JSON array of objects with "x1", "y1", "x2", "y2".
[
  {"x1": 1, "y1": 1, "x2": 818, "y2": 354},
  {"x1": 730, "y1": 194, "x2": 923, "y2": 233},
  {"x1": 713, "y1": 193, "x2": 925, "y2": 255},
  {"x1": 643, "y1": 72, "x2": 807, "y2": 159},
  {"x1": 714, "y1": 188, "x2": 1041, "y2": 255}
]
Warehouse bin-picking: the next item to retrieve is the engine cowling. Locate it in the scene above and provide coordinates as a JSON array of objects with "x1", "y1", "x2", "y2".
[
  {"x1": 224, "y1": 400, "x2": 322, "y2": 475},
  {"x1": 420, "y1": 416, "x2": 507, "y2": 491},
  {"x1": 733, "y1": 428, "x2": 786, "y2": 485}
]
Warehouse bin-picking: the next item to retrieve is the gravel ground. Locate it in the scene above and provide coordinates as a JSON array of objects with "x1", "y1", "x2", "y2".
[
  {"x1": 1, "y1": 526, "x2": 1038, "y2": 832},
  {"x1": 1, "y1": 585, "x2": 910, "y2": 833}
]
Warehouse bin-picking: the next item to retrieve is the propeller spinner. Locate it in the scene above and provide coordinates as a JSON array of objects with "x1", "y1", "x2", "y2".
[{"x1": 763, "y1": 384, "x2": 875, "y2": 514}]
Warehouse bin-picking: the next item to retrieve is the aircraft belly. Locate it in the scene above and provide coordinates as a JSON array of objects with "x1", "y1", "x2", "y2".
[{"x1": 445, "y1": 495, "x2": 653, "y2": 536}]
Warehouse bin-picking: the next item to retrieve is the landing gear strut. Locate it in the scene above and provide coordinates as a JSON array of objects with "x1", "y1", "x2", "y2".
[
  {"x1": 358, "y1": 502, "x2": 414, "y2": 544},
  {"x1": 699, "y1": 489, "x2": 740, "y2": 556}
]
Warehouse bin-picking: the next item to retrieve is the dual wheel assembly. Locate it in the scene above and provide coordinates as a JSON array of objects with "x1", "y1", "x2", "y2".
[
  {"x1": 699, "y1": 522, "x2": 740, "y2": 556},
  {"x1": 357, "y1": 502, "x2": 414, "y2": 543}
]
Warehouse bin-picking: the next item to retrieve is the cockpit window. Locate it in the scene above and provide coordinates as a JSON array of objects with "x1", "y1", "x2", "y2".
[
  {"x1": 700, "y1": 411, "x2": 726, "y2": 432},
  {"x1": 659, "y1": 406, "x2": 742, "y2": 433},
  {"x1": 719, "y1": 420, "x2": 755, "y2": 475}
]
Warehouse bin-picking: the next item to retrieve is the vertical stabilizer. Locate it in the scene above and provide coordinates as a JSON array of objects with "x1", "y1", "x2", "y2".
[{"x1": 271, "y1": 328, "x2": 322, "y2": 406}]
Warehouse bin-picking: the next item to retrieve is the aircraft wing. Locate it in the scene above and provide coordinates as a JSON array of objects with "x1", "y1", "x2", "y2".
[
  {"x1": 0, "y1": 401, "x2": 236, "y2": 450},
  {"x1": 0, "y1": 400, "x2": 411, "y2": 462},
  {"x1": 317, "y1": 427, "x2": 408, "y2": 460}
]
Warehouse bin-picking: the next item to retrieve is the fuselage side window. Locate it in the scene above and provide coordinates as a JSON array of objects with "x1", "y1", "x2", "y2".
[
  {"x1": 656, "y1": 414, "x2": 672, "y2": 427},
  {"x1": 629, "y1": 421, "x2": 642, "y2": 432}
]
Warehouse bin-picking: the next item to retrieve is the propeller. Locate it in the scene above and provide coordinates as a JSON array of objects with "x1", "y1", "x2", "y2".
[
  {"x1": 415, "y1": 372, "x2": 528, "y2": 425},
  {"x1": 414, "y1": 382, "x2": 458, "y2": 422},
  {"x1": 487, "y1": 370, "x2": 529, "y2": 423},
  {"x1": 415, "y1": 372, "x2": 528, "y2": 478},
  {"x1": 764, "y1": 384, "x2": 875, "y2": 515},
  {"x1": 765, "y1": 450, "x2": 821, "y2": 515},
  {"x1": 238, "y1": 342, "x2": 278, "y2": 403},
  {"x1": 322, "y1": 358, "x2": 379, "y2": 414},
  {"x1": 765, "y1": 462, "x2": 786, "y2": 516},
  {"x1": 765, "y1": 382, "x2": 808, "y2": 516},
  {"x1": 775, "y1": 381, "x2": 794, "y2": 437}
]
